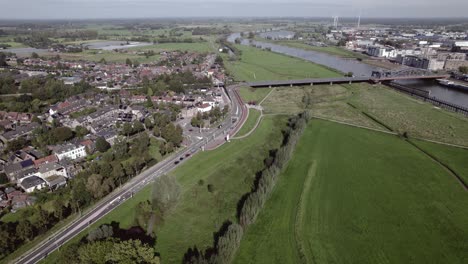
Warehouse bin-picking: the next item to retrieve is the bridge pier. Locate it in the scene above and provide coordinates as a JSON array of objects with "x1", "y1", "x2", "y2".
[
  {"x1": 310, "y1": 83, "x2": 313, "y2": 86},
  {"x1": 290, "y1": 84, "x2": 293, "y2": 87},
  {"x1": 269, "y1": 85, "x2": 272, "y2": 88},
  {"x1": 330, "y1": 82, "x2": 333, "y2": 85}
]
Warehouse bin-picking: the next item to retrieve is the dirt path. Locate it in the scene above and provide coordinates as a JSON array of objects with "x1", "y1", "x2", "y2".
[
  {"x1": 294, "y1": 161, "x2": 317, "y2": 264},
  {"x1": 146, "y1": 213, "x2": 156, "y2": 235}
]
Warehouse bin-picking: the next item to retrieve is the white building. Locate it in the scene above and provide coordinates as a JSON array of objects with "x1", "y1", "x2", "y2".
[
  {"x1": 367, "y1": 46, "x2": 397, "y2": 58},
  {"x1": 197, "y1": 103, "x2": 213, "y2": 113},
  {"x1": 54, "y1": 143, "x2": 87, "y2": 161},
  {"x1": 38, "y1": 162, "x2": 68, "y2": 179},
  {"x1": 19, "y1": 175, "x2": 47, "y2": 193}
]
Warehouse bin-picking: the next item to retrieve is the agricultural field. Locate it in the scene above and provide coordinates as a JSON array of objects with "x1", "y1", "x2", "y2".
[
  {"x1": 223, "y1": 44, "x2": 341, "y2": 82},
  {"x1": 234, "y1": 119, "x2": 468, "y2": 264},
  {"x1": 234, "y1": 108, "x2": 262, "y2": 137}
]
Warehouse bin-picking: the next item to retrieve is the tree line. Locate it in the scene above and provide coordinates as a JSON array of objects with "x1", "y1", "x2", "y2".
[{"x1": 182, "y1": 112, "x2": 311, "y2": 264}]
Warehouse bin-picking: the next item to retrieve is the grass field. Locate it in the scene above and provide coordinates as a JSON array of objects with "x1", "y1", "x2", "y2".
[
  {"x1": 261, "y1": 83, "x2": 468, "y2": 146},
  {"x1": 156, "y1": 115, "x2": 286, "y2": 263},
  {"x1": 234, "y1": 119, "x2": 468, "y2": 264},
  {"x1": 272, "y1": 40, "x2": 368, "y2": 59},
  {"x1": 238, "y1": 86, "x2": 272, "y2": 103},
  {"x1": 235, "y1": 108, "x2": 261, "y2": 137},
  {"x1": 51, "y1": 42, "x2": 213, "y2": 63},
  {"x1": 223, "y1": 44, "x2": 341, "y2": 82},
  {"x1": 411, "y1": 139, "x2": 468, "y2": 185}
]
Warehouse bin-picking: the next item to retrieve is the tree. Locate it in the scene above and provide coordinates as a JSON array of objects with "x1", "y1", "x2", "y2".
[
  {"x1": 460, "y1": 66, "x2": 468, "y2": 74},
  {"x1": 75, "y1": 126, "x2": 89, "y2": 138},
  {"x1": 95, "y1": 137, "x2": 111, "y2": 153},
  {"x1": 53, "y1": 127, "x2": 74, "y2": 142},
  {"x1": 144, "y1": 118, "x2": 154, "y2": 130},
  {"x1": 87, "y1": 225, "x2": 113, "y2": 242},
  {"x1": 152, "y1": 174, "x2": 180, "y2": 216},
  {"x1": 0, "y1": 52, "x2": 8, "y2": 66},
  {"x1": 223, "y1": 105, "x2": 229, "y2": 117},
  {"x1": 133, "y1": 120, "x2": 145, "y2": 133},
  {"x1": 31, "y1": 52, "x2": 39, "y2": 59},
  {"x1": 107, "y1": 239, "x2": 160, "y2": 264},
  {"x1": 122, "y1": 123, "x2": 133, "y2": 137},
  {"x1": 126, "y1": 58, "x2": 132, "y2": 66},
  {"x1": 70, "y1": 178, "x2": 92, "y2": 213},
  {"x1": 113, "y1": 137, "x2": 128, "y2": 160},
  {"x1": 86, "y1": 174, "x2": 104, "y2": 199},
  {"x1": 147, "y1": 87, "x2": 154, "y2": 97},
  {"x1": 16, "y1": 220, "x2": 34, "y2": 241},
  {"x1": 78, "y1": 239, "x2": 114, "y2": 264}
]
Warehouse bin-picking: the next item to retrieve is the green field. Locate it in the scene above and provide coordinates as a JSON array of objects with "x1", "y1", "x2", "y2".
[
  {"x1": 238, "y1": 86, "x2": 272, "y2": 103},
  {"x1": 52, "y1": 42, "x2": 213, "y2": 63},
  {"x1": 156, "y1": 115, "x2": 286, "y2": 263},
  {"x1": 234, "y1": 119, "x2": 468, "y2": 264},
  {"x1": 412, "y1": 139, "x2": 468, "y2": 185},
  {"x1": 271, "y1": 40, "x2": 367, "y2": 59},
  {"x1": 261, "y1": 83, "x2": 468, "y2": 146},
  {"x1": 235, "y1": 108, "x2": 261, "y2": 137},
  {"x1": 223, "y1": 44, "x2": 341, "y2": 82}
]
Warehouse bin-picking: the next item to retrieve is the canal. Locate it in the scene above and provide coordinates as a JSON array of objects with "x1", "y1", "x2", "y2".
[{"x1": 227, "y1": 33, "x2": 468, "y2": 108}]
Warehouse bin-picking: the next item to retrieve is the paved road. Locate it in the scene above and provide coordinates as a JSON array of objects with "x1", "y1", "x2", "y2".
[{"x1": 15, "y1": 85, "x2": 246, "y2": 264}]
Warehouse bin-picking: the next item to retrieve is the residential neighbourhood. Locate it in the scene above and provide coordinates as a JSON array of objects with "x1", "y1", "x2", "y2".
[{"x1": 0, "y1": 45, "x2": 229, "y2": 217}]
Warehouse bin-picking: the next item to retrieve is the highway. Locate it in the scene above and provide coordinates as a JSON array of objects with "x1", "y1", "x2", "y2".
[{"x1": 15, "y1": 84, "x2": 246, "y2": 264}]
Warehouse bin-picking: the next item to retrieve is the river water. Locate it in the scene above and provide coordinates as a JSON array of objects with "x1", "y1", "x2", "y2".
[{"x1": 227, "y1": 33, "x2": 468, "y2": 108}]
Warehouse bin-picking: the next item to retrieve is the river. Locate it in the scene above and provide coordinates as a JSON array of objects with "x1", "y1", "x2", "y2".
[{"x1": 227, "y1": 33, "x2": 468, "y2": 108}]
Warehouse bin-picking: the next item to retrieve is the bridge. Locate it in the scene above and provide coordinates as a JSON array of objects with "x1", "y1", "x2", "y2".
[{"x1": 247, "y1": 68, "x2": 450, "y2": 88}]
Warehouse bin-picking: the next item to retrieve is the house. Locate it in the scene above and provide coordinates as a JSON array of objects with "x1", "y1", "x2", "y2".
[
  {"x1": 4, "y1": 159, "x2": 35, "y2": 182},
  {"x1": 19, "y1": 175, "x2": 47, "y2": 193},
  {"x1": 54, "y1": 143, "x2": 87, "y2": 161},
  {"x1": 197, "y1": 103, "x2": 212, "y2": 113},
  {"x1": 33, "y1": 154, "x2": 59, "y2": 168},
  {"x1": 38, "y1": 162, "x2": 68, "y2": 179},
  {"x1": 0, "y1": 123, "x2": 39, "y2": 143},
  {"x1": 96, "y1": 129, "x2": 118, "y2": 145},
  {"x1": 43, "y1": 175, "x2": 67, "y2": 190}
]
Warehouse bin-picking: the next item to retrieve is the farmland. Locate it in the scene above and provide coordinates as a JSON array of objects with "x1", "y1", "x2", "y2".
[{"x1": 234, "y1": 119, "x2": 468, "y2": 264}]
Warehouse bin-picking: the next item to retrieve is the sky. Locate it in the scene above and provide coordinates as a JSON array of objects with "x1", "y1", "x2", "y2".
[{"x1": 1, "y1": 0, "x2": 467, "y2": 19}]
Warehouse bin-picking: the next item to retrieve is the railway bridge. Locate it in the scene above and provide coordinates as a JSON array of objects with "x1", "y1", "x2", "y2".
[{"x1": 247, "y1": 68, "x2": 450, "y2": 88}]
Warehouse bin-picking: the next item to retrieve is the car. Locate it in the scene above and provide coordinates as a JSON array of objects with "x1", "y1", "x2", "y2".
[
  {"x1": 174, "y1": 161, "x2": 179, "y2": 165},
  {"x1": 185, "y1": 153, "x2": 191, "y2": 157},
  {"x1": 179, "y1": 157, "x2": 184, "y2": 161},
  {"x1": 189, "y1": 128, "x2": 193, "y2": 132}
]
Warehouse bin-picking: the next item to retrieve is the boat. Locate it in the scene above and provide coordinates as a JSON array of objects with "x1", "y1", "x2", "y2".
[{"x1": 437, "y1": 79, "x2": 468, "y2": 92}]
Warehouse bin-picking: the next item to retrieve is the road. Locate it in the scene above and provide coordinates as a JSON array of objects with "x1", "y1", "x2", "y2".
[{"x1": 15, "y1": 84, "x2": 246, "y2": 264}]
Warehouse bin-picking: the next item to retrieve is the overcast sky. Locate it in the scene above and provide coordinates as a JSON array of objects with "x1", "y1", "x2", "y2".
[{"x1": 1, "y1": 0, "x2": 467, "y2": 19}]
